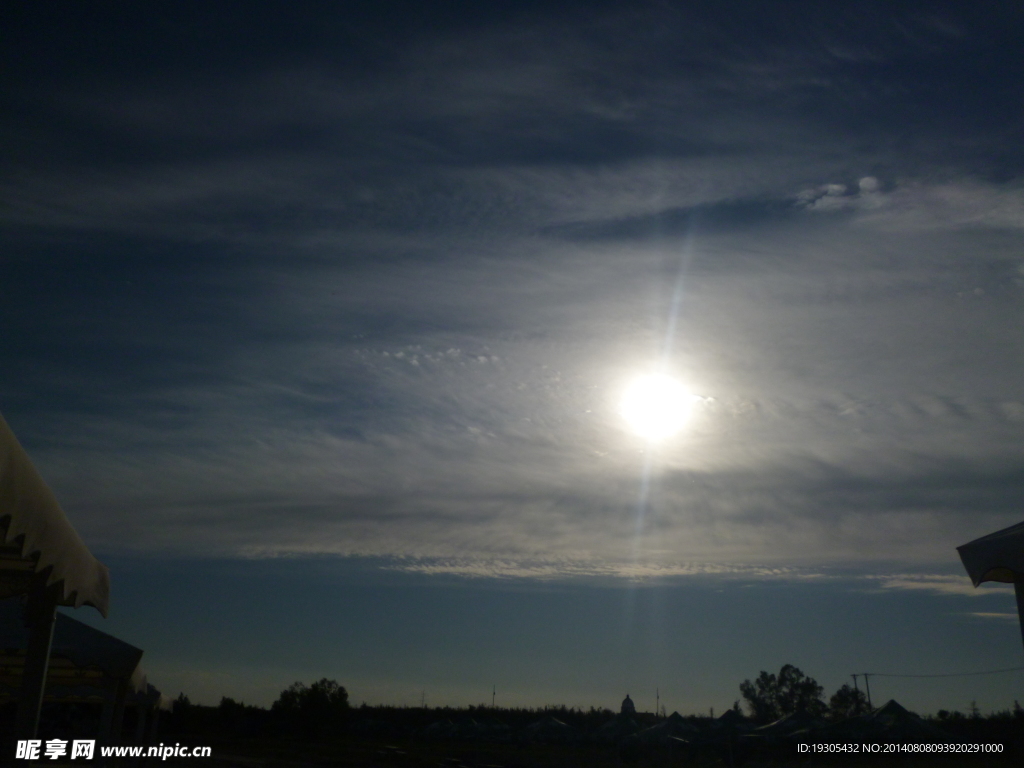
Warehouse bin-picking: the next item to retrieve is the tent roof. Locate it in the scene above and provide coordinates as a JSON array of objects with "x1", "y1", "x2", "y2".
[
  {"x1": 639, "y1": 713, "x2": 699, "y2": 742},
  {"x1": 753, "y1": 709, "x2": 826, "y2": 735},
  {"x1": 863, "y1": 700, "x2": 950, "y2": 742},
  {"x1": 957, "y1": 519, "x2": 1024, "y2": 586},
  {"x1": 716, "y1": 708, "x2": 749, "y2": 725},
  {"x1": 821, "y1": 700, "x2": 949, "y2": 743},
  {"x1": 0, "y1": 598, "x2": 142, "y2": 680},
  {"x1": 0, "y1": 413, "x2": 109, "y2": 616}
]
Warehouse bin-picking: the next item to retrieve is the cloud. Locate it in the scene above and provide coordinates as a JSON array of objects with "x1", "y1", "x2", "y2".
[
  {"x1": 6, "y1": 0, "x2": 1024, "y2": 243},
  {"x1": 867, "y1": 574, "x2": 1012, "y2": 597},
  {"x1": 862, "y1": 181, "x2": 1024, "y2": 231},
  {"x1": 4, "y1": 3, "x2": 1024, "y2": 583},
  {"x1": 792, "y1": 176, "x2": 1024, "y2": 233},
  {"x1": 28, "y1": 373, "x2": 1024, "y2": 570},
  {"x1": 796, "y1": 177, "x2": 886, "y2": 213},
  {"x1": 10, "y1": 178, "x2": 1022, "y2": 575},
  {"x1": 385, "y1": 558, "x2": 812, "y2": 581}
]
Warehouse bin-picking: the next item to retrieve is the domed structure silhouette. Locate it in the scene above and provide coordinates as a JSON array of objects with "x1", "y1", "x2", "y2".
[{"x1": 620, "y1": 694, "x2": 636, "y2": 716}]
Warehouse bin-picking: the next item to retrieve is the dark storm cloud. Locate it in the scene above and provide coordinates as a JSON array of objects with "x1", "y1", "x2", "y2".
[{"x1": 3, "y1": 1, "x2": 1024, "y2": 579}]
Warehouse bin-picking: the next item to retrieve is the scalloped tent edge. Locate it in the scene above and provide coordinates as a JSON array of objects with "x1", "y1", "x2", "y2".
[
  {"x1": 0, "y1": 410, "x2": 112, "y2": 738},
  {"x1": 956, "y1": 519, "x2": 1024, "y2": 587},
  {"x1": 0, "y1": 412, "x2": 109, "y2": 617}
]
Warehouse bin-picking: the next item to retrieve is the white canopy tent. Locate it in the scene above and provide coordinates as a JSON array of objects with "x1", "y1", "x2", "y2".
[
  {"x1": 0, "y1": 412, "x2": 111, "y2": 737},
  {"x1": 956, "y1": 520, "x2": 1024, "y2": 654}
]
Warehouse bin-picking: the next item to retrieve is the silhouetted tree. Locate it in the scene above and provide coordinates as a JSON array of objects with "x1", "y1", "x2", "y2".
[
  {"x1": 828, "y1": 684, "x2": 868, "y2": 720},
  {"x1": 739, "y1": 664, "x2": 825, "y2": 723},
  {"x1": 271, "y1": 679, "x2": 349, "y2": 739}
]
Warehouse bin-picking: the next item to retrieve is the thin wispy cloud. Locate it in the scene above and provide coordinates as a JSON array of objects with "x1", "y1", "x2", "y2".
[
  {"x1": 7, "y1": 4, "x2": 1024, "y2": 714},
  {"x1": 3, "y1": 2, "x2": 1023, "y2": 583},
  {"x1": 867, "y1": 574, "x2": 1013, "y2": 598},
  {"x1": 18, "y1": 187, "x2": 1024, "y2": 573}
]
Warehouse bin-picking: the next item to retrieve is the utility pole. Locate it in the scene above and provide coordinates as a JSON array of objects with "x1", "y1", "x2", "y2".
[
  {"x1": 492, "y1": 685, "x2": 495, "y2": 709},
  {"x1": 421, "y1": 690, "x2": 425, "y2": 709},
  {"x1": 862, "y1": 673, "x2": 873, "y2": 710},
  {"x1": 656, "y1": 688, "x2": 660, "y2": 719}
]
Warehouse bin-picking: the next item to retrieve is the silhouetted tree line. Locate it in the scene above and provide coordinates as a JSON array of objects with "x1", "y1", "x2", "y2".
[
  {"x1": 740, "y1": 664, "x2": 874, "y2": 723},
  {"x1": 934, "y1": 699, "x2": 1024, "y2": 747},
  {"x1": 163, "y1": 668, "x2": 1023, "y2": 748},
  {"x1": 739, "y1": 663, "x2": 1024, "y2": 729},
  {"x1": 273, "y1": 678, "x2": 350, "y2": 738},
  {"x1": 166, "y1": 679, "x2": 350, "y2": 740},
  {"x1": 739, "y1": 664, "x2": 830, "y2": 722},
  {"x1": 165, "y1": 685, "x2": 672, "y2": 742}
]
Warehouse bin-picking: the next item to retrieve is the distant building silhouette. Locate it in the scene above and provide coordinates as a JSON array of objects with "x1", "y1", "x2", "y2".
[{"x1": 620, "y1": 694, "x2": 636, "y2": 716}]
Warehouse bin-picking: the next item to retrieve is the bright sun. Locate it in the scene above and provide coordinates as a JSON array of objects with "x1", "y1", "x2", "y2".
[{"x1": 619, "y1": 373, "x2": 695, "y2": 441}]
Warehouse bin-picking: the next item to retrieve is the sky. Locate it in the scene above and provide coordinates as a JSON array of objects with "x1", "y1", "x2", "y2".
[{"x1": 2, "y1": 1, "x2": 1023, "y2": 715}]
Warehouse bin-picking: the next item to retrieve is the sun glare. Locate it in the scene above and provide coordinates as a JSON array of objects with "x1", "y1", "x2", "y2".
[{"x1": 619, "y1": 373, "x2": 694, "y2": 441}]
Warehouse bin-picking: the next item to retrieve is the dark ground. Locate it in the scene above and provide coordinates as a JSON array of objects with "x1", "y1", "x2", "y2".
[{"x1": 168, "y1": 734, "x2": 1019, "y2": 768}]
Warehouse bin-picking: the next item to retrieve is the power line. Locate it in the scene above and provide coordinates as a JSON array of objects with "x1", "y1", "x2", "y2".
[{"x1": 861, "y1": 666, "x2": 1024, "y2": 679}]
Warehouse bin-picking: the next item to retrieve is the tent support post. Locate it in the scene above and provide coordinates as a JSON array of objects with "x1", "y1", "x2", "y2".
[
  {"x1": 135, "y1": 704, "x2": 147, "y2": 742},
  {"x1": 110, "y1": 678, "x2": 129, "y2": 743},
  {"x1": 148, "y1": 707, "x2": 160, "y2": 742},
  {"x1": 99, "y1": 695, "x2": 115, "y2": 744},
  {"x1": 1015, "y1": 575, "x2": 1024, "y2": 655},
  {"x1": 15, "y1": 577, "x2": 60, "y2": 738}
]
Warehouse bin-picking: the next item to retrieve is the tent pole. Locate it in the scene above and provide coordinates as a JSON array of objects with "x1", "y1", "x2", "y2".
[
  {"x1": 111, "y1": 678, "x2": 130, "y2": 743},
  {"x1": 148, "y1": 707, "x2": 161, "y2": 742},
  {"x1": 135, "y1": 703, "x2": 147, "y2": 742},
  {"x1": 99, "y1": 690, "x2": 115, "y2": 744},
  {"x1": 15, "y1": 577, "x2": 60, "y2": 738}
]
